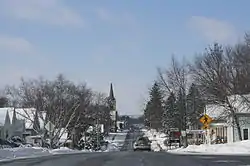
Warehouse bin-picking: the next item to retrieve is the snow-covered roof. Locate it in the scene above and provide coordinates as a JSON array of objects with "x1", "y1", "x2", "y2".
[
  {"x1": 0, "y1": 108, "x2": 8, "y2": 126},
  {"x1": 205, "y1": 104, "x2": 227, "y2": 119},
  {"x1": 0, "y1": 107, "x2": 46, "y2": 129},
  {"x1": 206, "y1": 94, "x2": 250, "y2": 119}
]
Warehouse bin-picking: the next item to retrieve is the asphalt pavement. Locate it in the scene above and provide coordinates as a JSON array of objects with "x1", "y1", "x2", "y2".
[{"x1": 1, "y1": 129, "x2": 250, "y2": 166}]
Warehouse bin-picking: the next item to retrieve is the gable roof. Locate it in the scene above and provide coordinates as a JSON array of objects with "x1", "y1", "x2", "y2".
[
  {"x1": 0, "y1": 107, "x2": 46, "y2": 129},
  {"x1": 206, "y1": 94, "x2": 250, "y2": 119}
]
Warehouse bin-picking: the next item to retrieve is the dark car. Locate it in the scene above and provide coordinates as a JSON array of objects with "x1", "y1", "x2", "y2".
[{"x1": 133, "y1": 136, "x2": 151, "y2": 151}]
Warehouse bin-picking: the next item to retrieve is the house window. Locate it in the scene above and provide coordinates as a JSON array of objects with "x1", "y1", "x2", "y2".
[{"x1": 243, "y1": 129, "x2": 249, "y2": 140}]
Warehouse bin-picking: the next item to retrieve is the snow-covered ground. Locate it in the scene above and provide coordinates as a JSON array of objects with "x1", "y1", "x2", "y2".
[
  {"x1": 143, "y1": 128, "x2": 250, "y2": 155},
  {"x1": 0, "y1": 147, "x2": 88, "y2": 161},
  {"x1": 142, "y1": 129, "x2": 169, "y2": 152},
  {"x1": 0, "y1": 130, "x2": 128, "y2": 161},
  {"x1": 104, "y1": 131, "x2": 128, "y2": 151},
  {"x1": 0, "y1": 131, "x2": 128, "y2": 162},
  {"x1": 169, "y1": 140, "x2": 250, "y2": 155}
]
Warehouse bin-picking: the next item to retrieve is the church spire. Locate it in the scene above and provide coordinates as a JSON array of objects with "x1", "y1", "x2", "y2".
[
  {"x1": 12, "y1": 108, "x2": 17, "y2": 125},
  {"x1": 109, "y1": 83, "x2": 115, "y2": 100}
]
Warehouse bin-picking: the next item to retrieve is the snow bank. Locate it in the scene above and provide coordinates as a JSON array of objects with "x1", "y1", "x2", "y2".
[
  {"x1": 169, "y1": 140, "x2": 250, "y2": 155},
  {"x1": 0, "y1": 131, "x2": 129, "y2": 162},
  {"x1": 105, "y1": 131, "x2": 128, "y2": 149},
  {"x1": 104, "y1": 143, "x2": 119, "y2": 152},
  {"x1": 49, "y1": 147, "x2": 83, "y2": 154},
  {"x1": 143, "y1": 129, "x2": 168, "y2": 151},
  {"x1": 0, "y1": 146, "x2": 90, "y2": 161},
  {"x1": 0, "y1": 147, "x2": 50, "y2": 160}
]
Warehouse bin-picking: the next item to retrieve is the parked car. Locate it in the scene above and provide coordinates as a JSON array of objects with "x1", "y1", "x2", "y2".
[{"x1": 133, "y1": 136, "x2": 151, "y2": 151}]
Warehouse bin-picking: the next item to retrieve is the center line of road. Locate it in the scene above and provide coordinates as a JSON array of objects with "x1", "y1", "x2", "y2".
[
  {"x1": 139, "y1": 158, "x2": 144, "y2": 166},
  {"x1": 213, "y1": 160, "x2": 240, "y2": 163}
]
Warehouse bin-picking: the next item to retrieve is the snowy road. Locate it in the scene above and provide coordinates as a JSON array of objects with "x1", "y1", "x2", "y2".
[
  {"x1": 1, "y1": 130, "x2": 250, "y2": 166},
  {"x1": 1, "y1": 151, "x2": 250, "y2": 166}
]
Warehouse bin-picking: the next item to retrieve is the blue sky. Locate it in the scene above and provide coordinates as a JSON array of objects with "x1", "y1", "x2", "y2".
[{"x1": 0, "y1": 0, "x2": 248, "y2": 115}]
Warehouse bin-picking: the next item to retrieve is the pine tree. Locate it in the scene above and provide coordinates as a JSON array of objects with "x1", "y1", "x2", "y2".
[
  {"x1": 144, "y1": 101, "x2": 151, "y2": 127},
  {"x1": 186, "y1": 83, "x2": 205, "y2": 129},
  {"x1": 162, "y1": 92, "x2": 177, "y2": 131},
  {"x1": 144, "y1": 82, "x2": 164, "y2": 130},
  {"x1": 176, "y1": 88, "x2": 186, "y2": 131}
]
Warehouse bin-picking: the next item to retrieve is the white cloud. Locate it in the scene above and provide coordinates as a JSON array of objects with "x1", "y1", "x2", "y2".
[
  {"x1": 188, "y1": 16, "x2": 238, "y2": 43},
  {"x1": 0, "y1": 0, "x2": 85, "y2": 27},
  {"x1": 0, "y1": 36, "x2": 34, "y2": 54}
]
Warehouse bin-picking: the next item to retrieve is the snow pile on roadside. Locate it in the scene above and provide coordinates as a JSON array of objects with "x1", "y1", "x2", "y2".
[
  {"x1": 0, "y1": 147, "x2": 50, "y2": 160},
  {"x1": 143, "y1": 129, "x2": 168, "y2": 151},
  {"x1": 169, "y1": 140, "x2": 250, "y2": 155},
  {"x1": 104, "y1": 143, "x2": 119, "y2": 152},
  {"x1": 105, "y1": 132, "x2": 128, "y2": 149},
  {"x1": 0, "y1": 146, "x2": 89, "y2": 161},
  {"x1": 50, "y1": 147, "x2": 82, "y2": 154}
]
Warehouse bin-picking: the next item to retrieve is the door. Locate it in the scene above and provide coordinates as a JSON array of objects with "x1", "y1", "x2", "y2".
[{"x1": 243, "y1": 128, "x2": 249, "y2": 140}]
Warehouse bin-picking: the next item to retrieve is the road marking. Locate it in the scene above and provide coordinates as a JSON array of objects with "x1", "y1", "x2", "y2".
[
  {"x1": 197, "y1": 156, "x2": 215, "y2": 159},
  {"x1": 212, "y1": 160, "x2": 240, "y2": 163},
  {"x1": 139, "y1": 157, "x2": 144, "y2": 166}
]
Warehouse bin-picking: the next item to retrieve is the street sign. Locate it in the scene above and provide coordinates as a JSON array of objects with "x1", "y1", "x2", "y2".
[
  {"x1": 202, "y1": 123, "x2": 209, "y2": 130},
  {"x1": 199, "y1": 114, "x2": 213, "y2": 124},
  {"x1": 45, "y1": 121, "x2": 55, "y2": 132}
]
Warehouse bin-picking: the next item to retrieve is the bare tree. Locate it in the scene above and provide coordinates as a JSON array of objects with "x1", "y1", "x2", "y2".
[
  {"x1": 190, "y1": 43, "x2": 250, "y2": 141},
  {"x1": 158, "y1": 56, "x2": 190, "y2": 130},
  {"x1": 5, "y1": 74, "x2": 94, "y2": 147}
]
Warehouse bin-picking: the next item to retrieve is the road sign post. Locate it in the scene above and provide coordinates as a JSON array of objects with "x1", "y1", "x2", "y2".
[
  {"x1": 199, "y1": 114, "x2": 213, "y2": 145},
  {"x1": 45, "y1": 121, "x2": 55, "y2": 148}
]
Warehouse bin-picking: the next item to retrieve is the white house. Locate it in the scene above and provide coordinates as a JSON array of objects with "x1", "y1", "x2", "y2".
[
  {"x1": 206, "y1": 95, "x2": 250, "y2": 143},
  {"x1": 0, "y1": 107, "x2": 46, "y2": 139}
]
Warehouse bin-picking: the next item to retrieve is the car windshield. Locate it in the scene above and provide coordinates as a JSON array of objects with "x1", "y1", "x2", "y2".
[{"x1": 137, "y1": 137, "x2": 149, "y2": 143}]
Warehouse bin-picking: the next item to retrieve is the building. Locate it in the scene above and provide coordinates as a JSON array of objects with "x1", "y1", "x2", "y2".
[
  {"x1": 0, "y1": 107, "x2": 46, "y2": 140},
  {"x1": 108, "y1": 83, "x2": 118, "y2": 132},
  {"x1": 205, "y1": 95, "x2": 250, "y2": 143}
]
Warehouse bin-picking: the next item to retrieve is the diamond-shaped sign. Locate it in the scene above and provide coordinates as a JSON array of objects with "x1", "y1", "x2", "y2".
[
  {"x1": 200, "y1": 114, "x2": 213, "y2": 124},
  {"x1": 202, "y1": 123, "x2": 210, "y2": 130}
]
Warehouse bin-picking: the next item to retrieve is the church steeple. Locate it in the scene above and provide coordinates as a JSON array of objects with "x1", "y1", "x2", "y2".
[
  {"x1": 108, "y1": 83, "x2": 116, "y2": 111},
  {"x1": 109, "y1": 83, "x2": 115, "y2": 100},
  {"x1": 12, "y1": 108, "x2": 17, "y2": 125},
  {"x1": 108, "y1": 83, "x2": 117, "y2": 132}
]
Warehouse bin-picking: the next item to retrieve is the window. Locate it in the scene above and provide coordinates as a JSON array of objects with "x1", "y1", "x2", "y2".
[{"x1": 243, "y1": 129, "x2": 249, "y2": 140}]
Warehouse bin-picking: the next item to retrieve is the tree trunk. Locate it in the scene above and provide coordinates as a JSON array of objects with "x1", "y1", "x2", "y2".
[
  {"x1": 226, "y1": 97, "x2": 242, "y2": 141},
  {"x1": 233, "y1": 114, "x2": 242, "y2": 141}
]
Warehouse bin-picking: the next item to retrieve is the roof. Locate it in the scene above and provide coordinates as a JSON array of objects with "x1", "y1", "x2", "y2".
[
  {"x1": 109, "y1": 83, "x2": 115, "y2": 100},
  {"x1": 0, "y1": 107, "x2": 46, "y2": 129},
  {"x1": 206, "y1": 94, "x2": 250, "y2": 119}
]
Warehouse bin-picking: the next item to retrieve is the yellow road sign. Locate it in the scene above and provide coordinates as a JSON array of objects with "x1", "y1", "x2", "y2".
[
  {"x1": 202, "y1": 123, "x2": 210, "y2": 130},
  {"x1": 199, "y1": 114, "x2": 213, "y2": 124}
]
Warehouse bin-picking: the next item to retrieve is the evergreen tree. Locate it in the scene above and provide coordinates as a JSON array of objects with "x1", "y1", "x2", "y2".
[
  {"x1": 176, "y1": 88, "x2": 186, "y2": 131},
  {"x1": 162, "y1": 92, "x2": 177, "y2": 131},
  {"x1": 143, "y1": 82, "x2": 164, "y2": 130},
  {"x1": 186, "y1": 83, "x2": 205, "y2": 129},
  {"x1": 0, "y1": 97, "x2": 8, "y2": 108},
  {"x1": 144, "y1": 101, "x2": 151, "y2": 127}
]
